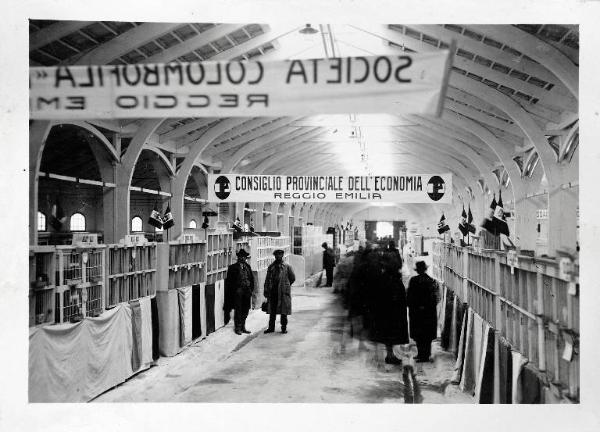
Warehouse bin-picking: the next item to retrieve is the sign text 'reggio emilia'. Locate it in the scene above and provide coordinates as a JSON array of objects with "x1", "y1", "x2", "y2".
[
  {"x1": 207, "y1": 174, "x2": 452, "y2": 203},
  {"x1": 29, "y1": 51, "x2": 452, "y2": 119}
]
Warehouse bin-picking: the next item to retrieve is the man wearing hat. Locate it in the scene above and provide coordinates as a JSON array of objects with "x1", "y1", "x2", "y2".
[
  {"x1": 263, "y1": 249, "x2": 296, "y2": 334},
  {"x1": 407, "y1": 261, "x2": 440, "y2": 362},
  {"x1": 224, "y1": 249, "x2": 255, "y2": 335},
  {"x1": 321, "y1": 242, "x2": 336, "y2": 287}
]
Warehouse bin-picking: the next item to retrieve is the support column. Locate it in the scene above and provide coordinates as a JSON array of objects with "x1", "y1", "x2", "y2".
[
  {"x1": 172, "y1": 119, "x2": 247, "y2": 239},
  {"x1": 29, "y1": 121, "x2": 52, "y2": 245},
  {"x1": 115, "y1": 120, "x2": 164, "y2": 243}
]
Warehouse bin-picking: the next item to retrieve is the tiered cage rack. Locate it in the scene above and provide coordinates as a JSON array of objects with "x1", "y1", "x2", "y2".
[
  {"x1": 206, "y1": 231, "x2": 234, "y2": 285},
  {"x1": 106, "y1": 243, "x2": 157, "y2": 307}
]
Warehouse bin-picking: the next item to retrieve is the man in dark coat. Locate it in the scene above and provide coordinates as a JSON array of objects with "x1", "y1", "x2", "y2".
[
  {"x1": 367, "y1": 249, "x2": 409, "y2": 365},
  {"x1": 407, "y1": 261, "x2": 440, "y2": 362},
  {"x1": 264, "y1": 249, "x2": 296, "y2": 334},
  {"x1": 224, "y1": 249, "x2": 255, "y2": 335},
  {"x1": 386, "y1": 240, "x2": 401, "y2": 266},
  {"x1": 322, "y1": 242, "x2": 336, "y2": 287}
]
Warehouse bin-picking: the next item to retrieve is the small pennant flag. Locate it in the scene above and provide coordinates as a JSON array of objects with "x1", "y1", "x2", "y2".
[
  {"x1": 233, "y1": 217, "x2": 243, "y2": 232},
  {"x1": 482, "y1": 193, "x2": 498, "y2": 234},
  {"x1": 162, "y1": 205, "x2": 174, "y2": 230},
  {"x1": 494, "y1": 190, "x2": 510, "y2": 236},
  {"x1": 437, "y1": 213, "x2": 450, "y2": 234},
  {"x1": 467, "y1": 205, "x2": 476, "y2": 234},
  {"x1": 458, "y1": 206, "x2": 469, "y2": 237}
]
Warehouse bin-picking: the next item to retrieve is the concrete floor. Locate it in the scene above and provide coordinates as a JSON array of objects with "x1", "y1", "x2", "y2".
[{"x1": 95, "y1": 275, "x2": 474, "y2": 403}]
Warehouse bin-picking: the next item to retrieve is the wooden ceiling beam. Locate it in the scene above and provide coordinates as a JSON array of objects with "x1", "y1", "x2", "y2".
[
  {"x1": 75, "y1": 22, "x2": 182, "y2": 65},
  {"x1": 210, "y1": 24, "x2": 300, "y2": 61},
  {"x1": 247, "y1": 128, "x2": 327, "y2": 173},
  {"x1": 405, "y1": 25, "x2": 567, "y2": 91},
  {"x1": 384, "y1": 25, "x2": 576, "y2": 113},
  {"x1": 212, "y1": 118, "x2": 272, "y2": 144},
  {"x1": 409, "y1": 115, "x2": 499, "y2": 162},
  {"x1": 159, "y1": 118, "x2": 219, "y2": 143},
  {"x1": 245, "y1": 128, "x2": 324, "y2": 167},
  {"x1": 444, "y1": 100, "x2": 524, "y2": 136},
  {"x1": 205, "y1": 117, "x2": 299, "y2": 156},
  {"x1": 141, "y1": 24, "x2": 243, "y2": 63},
  {"x1": 220, "y1": 126, "x2": 307, "y2": 171},
  {"x1": 466, "y1": 25, "x2": 578, "y2": 101},
  {"x1": 30, "y1": 21, "x2": 94, "y2": 52}
]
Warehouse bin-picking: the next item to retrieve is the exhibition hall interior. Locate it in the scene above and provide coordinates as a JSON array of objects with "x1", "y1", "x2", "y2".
[{"x1": 26, "y1": 20, "x2": 580, "y2": 405}]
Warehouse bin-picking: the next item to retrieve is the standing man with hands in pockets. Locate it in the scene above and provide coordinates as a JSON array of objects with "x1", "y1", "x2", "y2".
[
  {"x1": 224, "y1": 249, "x2": 255, "y2": 335},
  {"x1": 263, "y1": 249, "x2": 296, "y2": 334}
]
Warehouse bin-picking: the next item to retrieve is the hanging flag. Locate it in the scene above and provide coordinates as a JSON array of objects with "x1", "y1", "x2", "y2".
[
  {"x1": 249, "y1": 218, "x2": 255, "y2": 233},
  {"x1": 201, "y1": 215, "x2": 209, "y2": 229},
  {"x1": 467, "y1": 204, "x2": 476, "y2": 234},
  {"x1": 148, "y1": 204, "x2": 163, "y2": 229},
  {"x1": 49, "y1": 197, "x2": 66, "y2": 231},
  {"x1": 494, "y1": 190, "x2": 510, "y2": 236},
  {"x1": 233, "y1": 217, "x2": 243, "y2": 233},
  {"x1": 481, "y1": 194, "x2": 498, "y2": 234},
  {"x1": 162, "y1": 205, "x2": 174, "y2": 230},
  {"x1": 458, "y1": 206, "x2": 469, "y2": 237},
  {"x1": 437, "y1": 213, "x2": 450, "y2": 234}
]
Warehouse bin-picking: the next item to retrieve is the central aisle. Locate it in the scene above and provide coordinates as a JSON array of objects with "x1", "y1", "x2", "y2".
[{"x1": 95, "y1": 279, "x2": 473, "y2": 403}]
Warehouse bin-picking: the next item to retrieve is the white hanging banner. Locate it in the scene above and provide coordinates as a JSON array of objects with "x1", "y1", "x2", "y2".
[
  {"x1": 29, "y1": 51, "x2": 452, "y2": 119},
  {"x1": 207, "y1": 174, "x2": 452, "y2": 203}
]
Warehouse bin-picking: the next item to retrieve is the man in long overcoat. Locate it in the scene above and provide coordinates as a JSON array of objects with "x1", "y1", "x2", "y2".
[
  {"x1": 263, "y1": 249, "x2": 296, "y2": 334},
  {"x1": 407, "y1": 261, "x2": 440, "y2": 362},
  {"x1": 322, "y1": 242, "x2": 336, "y2": 287},
  {"x1": 367, "y1": 249, "x2": 409, "y2": 364},
  {"x1": 224, "y1": 249, "x2": 255, "y2": 335}
]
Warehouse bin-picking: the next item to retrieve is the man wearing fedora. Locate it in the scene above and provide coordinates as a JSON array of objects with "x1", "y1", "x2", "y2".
[
  {"x1": 264, "y1": 249, "x2": 296, "y2": 334},
  {"x1": 224, "y1": 249, "x2": 255, "y2": 335},
  {"x1": 407, "y1": 261, "x2": 440, "y2": 362}
]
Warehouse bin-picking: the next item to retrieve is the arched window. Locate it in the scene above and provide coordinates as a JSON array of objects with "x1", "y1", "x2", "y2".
[
  {"x1": 131, "y1": 216, "x2": 143, "y2": 232},
  {"x1": 70, "y1": 213, "x2": 86, "y2": 231},
  {"x1": 189, "y1": 219, "x2": 197, "y2": 229},
  {"x1": 37, "y1": 211, "x2": 47, "y2": 232}
]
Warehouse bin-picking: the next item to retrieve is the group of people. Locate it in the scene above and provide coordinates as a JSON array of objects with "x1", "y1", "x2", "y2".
[
  {"x1": 346, "y1": 242, "x2": 440, "y2": 363},
  {"x1": 224, "y1": 248, "x2": 295, "y2": 335},
  {"x1": 224, "y1": 238, "x2": 440, "y2": 364}
]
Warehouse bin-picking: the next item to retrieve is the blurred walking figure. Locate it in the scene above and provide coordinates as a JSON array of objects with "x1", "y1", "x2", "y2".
[
  {"x1": 322, "y1": 242, "x2": 336, "y2": 287},
  {"x1": 264, "y1": 249, "x2": 296, "y2": 334},
  {"x1": 224, "y1": 249, "x2": 255, "y2": 335},
  {"x1": 407, "y1": 261, "x2": 440, "y2": 362},
  {"x1": 367, "y1": 250, "x2": 409, "y2": 364},
  {"x1": 386, "y1": 240, "x2": 401, "y2": 265}
]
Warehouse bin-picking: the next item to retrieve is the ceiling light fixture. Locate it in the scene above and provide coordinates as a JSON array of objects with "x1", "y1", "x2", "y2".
[{"x1": 299, "y1": 24, "x2": 319, "y2": 35}]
